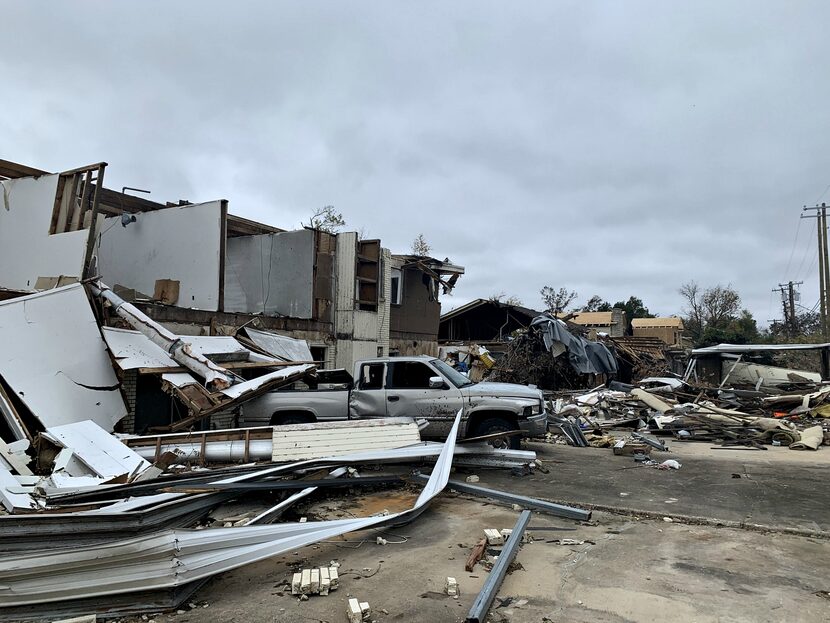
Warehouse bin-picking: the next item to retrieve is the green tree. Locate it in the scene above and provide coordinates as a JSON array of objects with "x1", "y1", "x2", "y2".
[
  {"x1": 582, "y1": 295, "x2": 612, "y2": 312},
  {"x1": 612, "y1": 296, "x2": 654, "y2": 322}
]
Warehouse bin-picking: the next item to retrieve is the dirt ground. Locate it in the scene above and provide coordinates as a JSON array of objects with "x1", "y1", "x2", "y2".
[{"x1": 132, "y1": 442, "x2": 830, "y2": 623}]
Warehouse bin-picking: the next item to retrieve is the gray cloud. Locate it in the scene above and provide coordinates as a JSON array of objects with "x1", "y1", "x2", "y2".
[{"x1": 2, "y1": 1, "x2": 830, "y2": 324}]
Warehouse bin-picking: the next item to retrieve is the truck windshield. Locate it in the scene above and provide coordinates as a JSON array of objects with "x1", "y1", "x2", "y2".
[{"x1": 431, "y1": 358, "x2": 474, "y2": 388}]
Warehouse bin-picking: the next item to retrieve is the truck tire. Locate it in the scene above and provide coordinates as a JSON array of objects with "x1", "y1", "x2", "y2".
[
  {"x1": 271, "y1": 412, "x2": 314, "y2": 426},
  {"x1": 473, "y1": 418, "x2": 521, "y2": 450}
]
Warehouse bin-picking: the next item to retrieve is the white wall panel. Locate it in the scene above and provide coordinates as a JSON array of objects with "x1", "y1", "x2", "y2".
[
  {"x1": 0, "y1": 175, "x2": 88, "y2": 290},
  {"x1": 96, "y1": 202, "x2": 223, "y2": 311}
]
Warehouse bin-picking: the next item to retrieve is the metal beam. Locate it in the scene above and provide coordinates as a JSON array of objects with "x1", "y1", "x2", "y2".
[
  {"x1": 414, "y1": 475, "x2": 591, "y2": 521},
  {"x1": 465, "y1": 510, "x2": 531, "y2": 623}
]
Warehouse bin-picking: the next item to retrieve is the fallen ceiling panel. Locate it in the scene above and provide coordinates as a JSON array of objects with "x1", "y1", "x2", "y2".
[
  {"x1": 102, "y1": 327, "x2": 272, "y2": 370},
  {"x1": 0, "y1": 284, "x2": 126, "y2": 431}
]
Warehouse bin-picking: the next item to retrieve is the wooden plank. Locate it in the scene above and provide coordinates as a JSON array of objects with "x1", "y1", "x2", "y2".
[{"x1": 72, "y1": 170, "x2": 93, "y2": 231}]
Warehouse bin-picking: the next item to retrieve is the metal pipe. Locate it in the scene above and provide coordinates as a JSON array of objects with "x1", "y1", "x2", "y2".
[
  {"x1": 88, "y1": 282, "x2": 236, "y2": 390},
  {"x1": 413, "y1": 474, "x2": 591, "y2": 521},
  {"x1": 465, "y1": 510, "x2": 532, "y2": 623}
]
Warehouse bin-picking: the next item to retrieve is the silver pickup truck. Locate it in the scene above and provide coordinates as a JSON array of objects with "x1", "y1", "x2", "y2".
[{"x1": 241, "y1": 355, "x2": 548, "y2": 448}]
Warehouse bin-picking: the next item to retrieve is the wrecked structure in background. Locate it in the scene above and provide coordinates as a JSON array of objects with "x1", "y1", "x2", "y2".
[
  {"x1": 565, "y1": 309, "x2": 627, "y2": 338},
  {"x1": 0, "y1": 159, "x2": 464, "y2": 432},
  {"x1": 490, "y1": 313, "x2": 618, "y2": 390},
  {"x1": 389, "y1": 254, "x2": 465, "y2": 356},
  {"x1": 631, "y1": 316, "x2": 686, "y2": 346}
]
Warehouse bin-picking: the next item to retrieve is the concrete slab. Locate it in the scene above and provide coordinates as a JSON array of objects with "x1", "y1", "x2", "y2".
[
  {"x1": 475, "y1": 441, "x2": 830, "y2": 533},
  {"x1": 129, "y1": 492, "x2": 830, "y2": 623}
]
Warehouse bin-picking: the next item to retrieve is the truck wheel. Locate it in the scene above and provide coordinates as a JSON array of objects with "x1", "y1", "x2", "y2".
[
  {"x1": 271, "y1": 413, "x2": 314, "y2": 426},
  {"x1": 474, "y1": 418, "x2": 520, "y2": 450}
]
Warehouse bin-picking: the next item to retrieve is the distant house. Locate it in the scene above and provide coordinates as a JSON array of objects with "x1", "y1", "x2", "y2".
[
  {"x1": 631, "y1": 317, "x2": 685, "y2": 346},
  {"x1": 568, "y1": 309, "x2": 626, "y2": 338},
  {"x1": 438, "y1": 298, "x2": 544, "y2": 348}
]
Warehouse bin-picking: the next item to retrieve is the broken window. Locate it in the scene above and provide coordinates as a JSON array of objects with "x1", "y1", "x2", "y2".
[
  {"x1": 388, "y1": 362, "x2": 435, "y2": 390},
  {"x1": 390, "y1": 268, "x2": 403, "y2": 305},
  {"x1": 358, "y1": 363, "x2": 385, "y2": 390},
  {"x1": 355, "y1": 239, "x2": 380, "y2": 311},
  {"x1": 49, "y1": 165, "x2": 103, "y2": 234}
]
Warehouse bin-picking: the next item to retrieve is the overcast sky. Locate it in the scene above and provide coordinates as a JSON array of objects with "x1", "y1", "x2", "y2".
[{"x1": 2, "y1": 1, "x2": 829, "y2": 325}]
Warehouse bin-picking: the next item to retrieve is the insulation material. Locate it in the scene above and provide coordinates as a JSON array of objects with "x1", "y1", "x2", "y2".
[
  {"x1": 0, "y1": 285, "x2": 126, "y2": 430},
  {"x1": 224, "y1": 229, "x2": 315, "y2": 318},
  {"x1": 103, "y1": 327, "x2": 271, "y2": 370},
  {"x1": 0, "y1": 175, "x2": 88, "y2": 291},
  {"x1": 43, "y1": 420, "x2": 150, "y2": 478},
  {"x1": 271, "y1": 418, "x2": 422, "y2": 461},
  {"x1": 243, "y1": 327, "x2": 313, "y2": 362},
  {"x1": 96, "y1": 201, "x2": 224, "y2": 311},
  {"x1": 789, "y1": 425, "x2": 824, "y2": 450}
]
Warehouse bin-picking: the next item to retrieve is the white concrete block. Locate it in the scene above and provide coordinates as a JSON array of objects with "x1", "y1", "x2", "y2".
[
  {"x1": 291, "y1": 572, "x2": 302, "y2": 595},
  {"x1": 300, "y1": 568, "x2": 311, "y2": 595},
  {"x1": 484, "y1": 528, "x2": 503, "y2": 545},
  {"x1": 359, "y1": 601, "x2": 371, "y2": 621},
  {"x1": 346, "y1": 598, "x2": 362, "y2": 623},
  {"x1": 445, "y1": 577, "x2": 458, "y2": 596},
  {"x1": 319, "y1": 567, "x2": 331, "y2": 595},
  {"x1": 329, "y1": 566, "x2": 339, "y2": 590},
  {"x1": 310, "y1": 568, "x2": 320, "y2": 594}
]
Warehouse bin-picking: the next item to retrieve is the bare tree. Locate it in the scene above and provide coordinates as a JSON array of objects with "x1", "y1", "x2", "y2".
[
  {"x1": 679, "y1": 281, "x2": 742, "y2": 344},
  {"x1": 302, "y1": 205, "x2": 345, "y2": 233},
  {"x1": 540, "y1": 286, "x2": 578, "y2": 315},
  {"x1": 411, "y1": 233, "x2": 431, "y2": 256}
]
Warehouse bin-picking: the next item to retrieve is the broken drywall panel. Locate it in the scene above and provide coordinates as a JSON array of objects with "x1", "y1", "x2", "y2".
[
  {"x1": 103, "y1": 327, "x2": 268, "y2": 370},
  {"x1": 0, "y1": 175, "x2": 89, "y2": 290},
  {"x1": 224, "y1": 229, "x2": 315, "y2": 318},
  {"x1": 0, "y1": 284, "x2": 127, "y2": 431},
  {"x1": 243, "y1": 327, "x2": 314, "y2": 362},
  {"x1": 96, "y1": 201, "x2": 224, "y2": 311},
  {"x1": 44, "y1": 420, "x2": 149, "y2": 479}
]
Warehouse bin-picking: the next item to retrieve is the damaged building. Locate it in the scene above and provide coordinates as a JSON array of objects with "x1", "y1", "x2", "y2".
[{"x1": 0, "y1": 159, "x2": 462, "y2": 432}]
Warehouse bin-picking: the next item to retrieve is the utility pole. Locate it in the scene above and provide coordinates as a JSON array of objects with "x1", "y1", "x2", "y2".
[
  {"x1": 802, "y1": 203, "x2": 830, "y2": 380},
  {"x1": 773, "y1": 281, "x2": 803, "y2": 335},
  {"x1": 801, "y1": 203, "x2": 830, "y2": 338}
]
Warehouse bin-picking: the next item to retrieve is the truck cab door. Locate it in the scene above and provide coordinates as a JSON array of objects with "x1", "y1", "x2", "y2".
[
  {"x1": 385, "y1": 361, "x2": 464, "y2": 437},
  {"x1": 349, "y1": 362, "x2": 388, "y2": 419}
]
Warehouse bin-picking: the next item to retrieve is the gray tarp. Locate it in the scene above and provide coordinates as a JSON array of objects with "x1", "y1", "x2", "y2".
[{"x1": 530, "y1": 313, "x2": 618, "y2": 375}]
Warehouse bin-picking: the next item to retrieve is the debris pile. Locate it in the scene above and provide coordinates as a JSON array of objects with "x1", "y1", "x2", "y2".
[{"x1": 545, "y1": 376, "x2": 830, "y2": 451}]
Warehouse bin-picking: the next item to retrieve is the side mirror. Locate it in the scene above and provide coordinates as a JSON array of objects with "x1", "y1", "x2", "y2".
[{"x1": 428, "y1": 376, "x2": 445, "y2": 389}]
